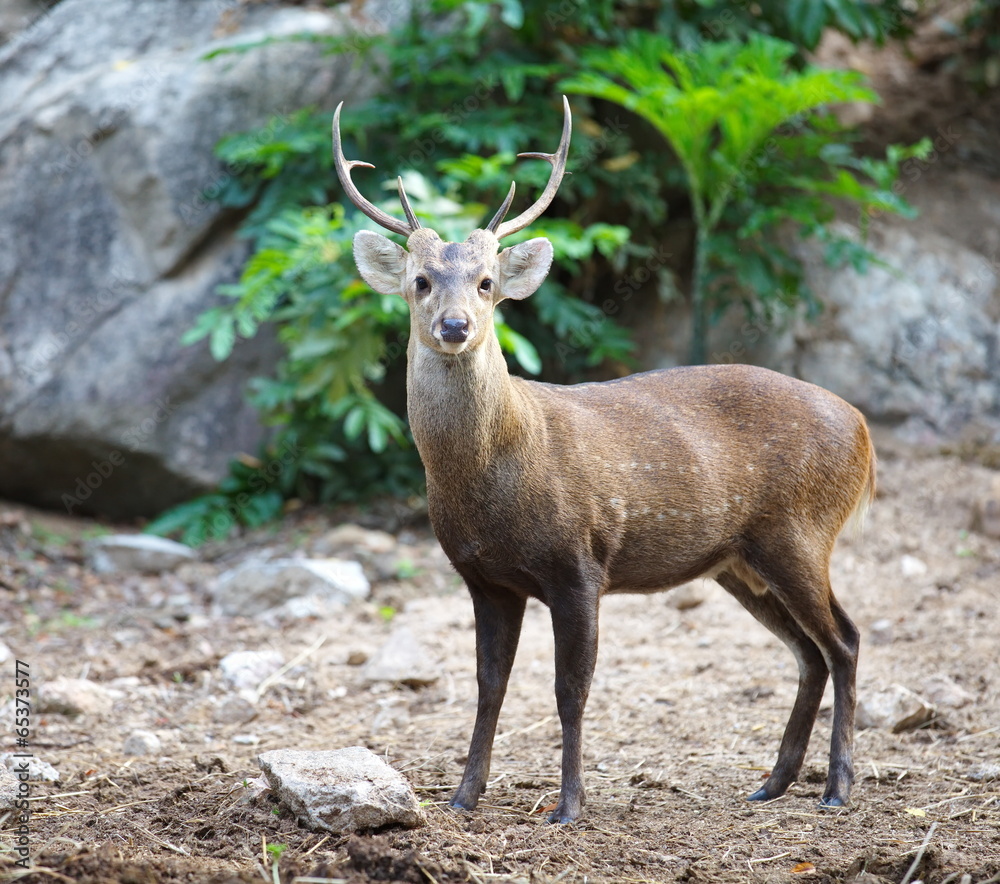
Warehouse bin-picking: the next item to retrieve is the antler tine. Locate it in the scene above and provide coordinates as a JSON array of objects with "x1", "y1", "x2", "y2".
[
  {"x1": 492, "y1": 95, "x2": 572, "y2": 241},
  {"x1": 485, "y1": 182, "x2": 516, "y2": 233},
  {"x1": 397, "y1": 176, "x2": 421, "y2": 231},
  {"x1": 332, "y1": 102, "x2": 418, "y2": 238}
]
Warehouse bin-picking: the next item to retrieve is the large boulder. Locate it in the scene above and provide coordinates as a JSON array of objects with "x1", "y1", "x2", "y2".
[
  {"x1": 0, "y1": 0, "x2": 385, "y2": 518},
  {"x1": 772, "y1": 219, "x2": 1000, "y2": 442}
]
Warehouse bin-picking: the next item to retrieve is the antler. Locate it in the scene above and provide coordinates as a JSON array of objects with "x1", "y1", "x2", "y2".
[
  {"x1": 332, "y1": 102, "x2": 420, "y2": 238},
  {"x1": 486, "y1": 95, "x2": 572, "y2": 240}
]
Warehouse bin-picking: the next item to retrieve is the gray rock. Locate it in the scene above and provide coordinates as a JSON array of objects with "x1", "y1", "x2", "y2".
[
  {"x1": 0, "y1": 754, "x2": 60, "y2": 783},
  {"x1": 123, "y1": 729, "x2": 162, "y2": 756},
  {"x1": 921, "y1": 674, "x2": 975, "y2": 710},
  {"x1": 967, "y1": 763, "x2": 1000, "y2": 782},
  {"x1": 0, "y1": 0, "x2": 388, "y2": 519},
  {"x1": 316, "y1": 524, "x2": 397, "y2": 557},
  {"x1": 900, "y1": 555, "x2": 929, "y2": 578},
  {"x1": 314, "y1": 524, "x2": 402, "y2": 583},
  {"x1": 257, "y1": 747, "x2": 425, "y2": 833},
  {"x1": 37, "y1": 677, "x2": 116, "y2": 717},
  {"x1": 0, "y1": 764, "x2": 19, "y2": 810},
  {"x1": 212, "y1": 694, "x2": 258, "y2": 725},
  {"x1": 666, "y1": 583, "x2": 707, "y2": 611},
  {"x1": 88, "y1": 534, "x2": 196, "y2": 573},
  {"x1": 857, "y1": 685, "x2": 936, "y2": 733},
  {"x1": 971, "y1": 474, "x2": 1000, "y2": 539},
  {"x1": 212, "y1": 558, "x2": 370, "y2": 618},
  {"x1": 363, "y1": 626, "x2": 440, "y2": 688},
  {"x1": 219, "y1": 650, "x2": 285, "y2": 691},
  {"x1": 763, "y1": 221, "x2": 1000, "y2": 442},
  {"x1": 869, "y1": 618, "x2": 895, "y2": 646}
]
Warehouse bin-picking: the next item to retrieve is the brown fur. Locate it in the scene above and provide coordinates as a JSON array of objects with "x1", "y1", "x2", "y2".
[{"x1": 352, "y1": 223, "x2": 875, "y2": 822}]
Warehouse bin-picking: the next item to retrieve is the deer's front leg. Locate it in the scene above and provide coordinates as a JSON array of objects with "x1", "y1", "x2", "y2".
[
  {"x1": 451, "y1": 586, "x2": 526, "y2": 811},
  {"x1": 548, "y1": 587, "x2": 600, "y2": 824}
]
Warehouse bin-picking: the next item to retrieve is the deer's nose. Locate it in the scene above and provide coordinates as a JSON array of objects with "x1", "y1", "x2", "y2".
[{"x1": 440, "y1": 318, "x2": 470, "y2": 343}]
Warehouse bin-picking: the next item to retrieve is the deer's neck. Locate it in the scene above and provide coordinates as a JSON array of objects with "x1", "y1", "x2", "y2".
[{"x1": 406, "y1": 335, "x2": 535, "y2": 482}]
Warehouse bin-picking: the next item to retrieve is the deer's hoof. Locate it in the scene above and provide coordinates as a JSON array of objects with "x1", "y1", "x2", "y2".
[
  {"x1": 819, "y1": 794, "x2": 848, "y2": 809},
  {"x1": 747, "y1": 787, "x2": 778, "y2": 802},
  {"x1": 448, "y1": 794, "x2": 478, "y2": 812}
]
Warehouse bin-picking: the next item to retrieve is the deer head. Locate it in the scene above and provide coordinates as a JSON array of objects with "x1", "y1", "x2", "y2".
[{"x1": 333, "y1": 98, "x2": 571, "y2": 357}]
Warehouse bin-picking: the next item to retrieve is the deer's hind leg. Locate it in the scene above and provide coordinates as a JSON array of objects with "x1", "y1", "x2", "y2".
[
  {"x1": 716, "y1": 569, "x2": 832, "y2": 802},
  {"x1": 739, "y1": 542, "x2": 860, "y2": 807}
]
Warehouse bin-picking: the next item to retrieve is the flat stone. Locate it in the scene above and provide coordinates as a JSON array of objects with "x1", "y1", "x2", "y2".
[
  {"x1": 857, "y1": 685, "x2": 935, "y2": 733},
  {"x1": 212, "y1": 693, "x2": 258, "y2": 725},
  {"x1": 0, "y1": 753, "x2": 60, "y2": 782},
  {"x1": 869, "y1": 618, "x2": 895, "y2": 646},
  {"x1": 123, "y1": 729, "x2": 162, "y2": 756},
  {"x1": 219, "y1": 650, "x2": 285, "y2": 691},
  {"x1": 363, "y1": 626, "x2": 440, "y2": 688},
  {"x1": 211, "y1": 558, "x2": 370, "y2": 617},
  {"x1": 257, "y1": 747, "x2": 425, "y2": 833},
  {"x1": 667, "y1": 583, "x2": 706, "y2": 611},
  {"x1": 89, "y1": 534, "x2": 197, "y2": 573},
  {"x1": 900, "y1": 555, "x2": 929, "y2": 578},
  {"x1": 921, "y1": 674, "x2": 975, "y2": 710},
  {"x1": 316, "y1": 524, "x2": 396, "y2": 557},
  {"x1": 37, "y1": 677, "x2": 116, "y2": 717}
]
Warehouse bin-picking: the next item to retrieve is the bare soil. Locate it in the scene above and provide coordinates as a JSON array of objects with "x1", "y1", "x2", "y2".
[{"x1": 0, "y1": 437, "x2": 998, "y2": 884}]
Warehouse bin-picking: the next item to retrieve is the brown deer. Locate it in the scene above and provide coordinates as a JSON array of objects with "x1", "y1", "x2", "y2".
[{"x1": 333, "y1": 97, "x2": 876, "y2": 824}]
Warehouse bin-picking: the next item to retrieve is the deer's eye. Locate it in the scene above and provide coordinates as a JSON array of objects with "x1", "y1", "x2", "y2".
[
  {"x1": 415, "y1": 276, "x2": 429, "y2": 293},
  {"x1": 479, "y1": 278, "x2": 493, "y2": 293}
]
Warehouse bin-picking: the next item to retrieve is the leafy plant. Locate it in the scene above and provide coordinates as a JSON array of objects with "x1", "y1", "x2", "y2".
[{"x1": 565, "y1": 31, "x2": 931, "y2": 362}]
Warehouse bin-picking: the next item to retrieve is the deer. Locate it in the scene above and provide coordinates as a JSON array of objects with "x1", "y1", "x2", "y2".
[{"x1": 332, "y1": 96, "x2": 876, "y2": 824}]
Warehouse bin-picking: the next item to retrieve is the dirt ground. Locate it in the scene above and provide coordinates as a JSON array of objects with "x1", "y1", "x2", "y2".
[{"x1": 0, "y1": 433, "x2": 998, "y2": 884}]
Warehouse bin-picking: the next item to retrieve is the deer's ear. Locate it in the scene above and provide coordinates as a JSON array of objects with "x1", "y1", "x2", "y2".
[
  {"x1": 498, "y1": 237, "x2": 553, "y2": 301},
  {"x1": 354, "y1": 230, "x2": 408, "y2": 296}
]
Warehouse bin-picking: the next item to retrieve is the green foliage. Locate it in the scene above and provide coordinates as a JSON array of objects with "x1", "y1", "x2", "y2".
[
  {"x1": 565, "y1": 31, "x2": 930, "y2": 362},
  {"x1": 149, "y1": 0, "x2": 923, "y2": 542}
]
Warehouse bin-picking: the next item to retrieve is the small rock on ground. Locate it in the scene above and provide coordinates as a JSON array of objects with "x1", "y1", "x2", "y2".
[
  {"x1": 921, "y1": 673, "x2": 975, "y2": 709},
  {"x1": 0, "y1": 765, "x2": 20, "y2": 810},
  {"x1": 257, "y1": 746, "x2": 425, "y2": 833},
  {"x1": 213, "y1": 693, "x2": 258, "y2": 725},
  {"x1": 363, "y1": 626, "x2": 440, "y2": 687},
  {"x1": 37, "y1": 677, "x2": 116, "y2": 717},
  {"x1": 88, "y1": 534, "x2": 196, "y2": 573},
  {"x1": 666, "y1": 583, "x2": 706, "y2": 611},
  {"x1": 316, "y1": 524, "x2": 396, "y2": 557},
  {"x1": 869, "y1": 618, "x2": 895, "y2": 646},
  {"x1": 899, "y1": 554, "x2": 929, "y2": 578},
  {"x1": 1, "y1": 754, "x2": 60, "y2": 782},
  {"x1": 211, "y1": 558, "x2": 370, "y2": 617},
  {"x1": 219, "y1": 650, "x2": 285, "y2": 691},
  {"x1": 123, "y1": 730, "x2": 162, "y2": 756},
  {"x1": 971, "y1": 474, "x2": 1000, "y2": 539},
  {"x1": 857, "y1": 685, "x2": 936, "y2": 732}
]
